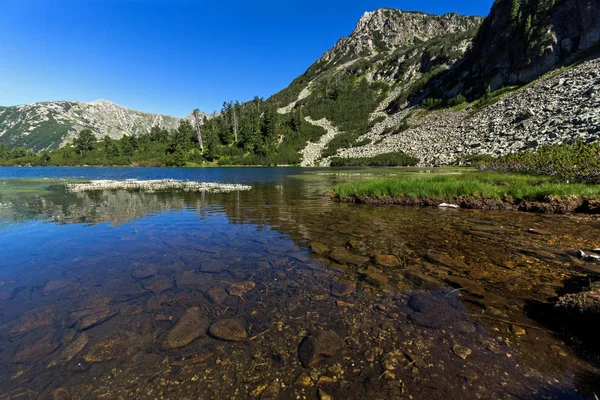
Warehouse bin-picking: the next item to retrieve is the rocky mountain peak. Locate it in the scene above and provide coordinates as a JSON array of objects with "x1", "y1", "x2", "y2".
[{"x1": 320, "y1": 9, "x2": 484, "y2": 63}]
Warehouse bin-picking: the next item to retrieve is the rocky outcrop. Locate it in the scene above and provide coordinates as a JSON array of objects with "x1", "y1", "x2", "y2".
[{"x1": 321, "y1": 9, "x2": 483, "y2": 63}]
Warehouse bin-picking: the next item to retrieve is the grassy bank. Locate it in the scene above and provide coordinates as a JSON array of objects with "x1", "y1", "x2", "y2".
[{"x1": 331, "y1": 172, "x2": 600, "y2": 213}]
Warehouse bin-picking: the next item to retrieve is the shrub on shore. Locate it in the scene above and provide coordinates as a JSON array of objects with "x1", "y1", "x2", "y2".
[
  {"x1": 475, "y1": 142, "x2": 600, "y2": 184},
  {"x1": 330, "y1": 152, "x2": 419, "y2": 167}
]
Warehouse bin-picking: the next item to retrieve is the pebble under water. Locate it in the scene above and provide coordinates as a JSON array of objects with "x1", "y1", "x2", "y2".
[{"x1": 0, "y1": 167, "x2": 599, "y2": 400}]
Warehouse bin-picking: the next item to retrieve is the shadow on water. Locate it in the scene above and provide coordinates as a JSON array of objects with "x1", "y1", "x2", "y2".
[{"x1": 0, "y1": 168, "x2": 599, "y2": 399}]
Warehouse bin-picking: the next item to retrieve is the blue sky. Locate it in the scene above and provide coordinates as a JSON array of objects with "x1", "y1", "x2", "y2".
[{"x1": 0, "y1": 0, "x2": 493, "y2": 117}]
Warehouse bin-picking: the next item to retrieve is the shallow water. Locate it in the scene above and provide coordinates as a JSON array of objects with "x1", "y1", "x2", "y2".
[{"x1": 0, "y1": 167, "x2": 599, "y2": 399}]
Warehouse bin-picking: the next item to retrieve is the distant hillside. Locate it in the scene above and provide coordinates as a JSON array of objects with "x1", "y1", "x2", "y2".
[{"x1": 0, "y1": 100, "x2": 192, "y2": 151}]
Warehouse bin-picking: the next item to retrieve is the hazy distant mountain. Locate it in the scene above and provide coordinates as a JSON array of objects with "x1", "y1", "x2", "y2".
[{"x1": 0, "y1": 99, "x2": 194, "y2": 151}]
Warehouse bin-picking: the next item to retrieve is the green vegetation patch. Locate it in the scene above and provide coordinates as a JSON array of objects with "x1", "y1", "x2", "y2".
[
  {"x1": 476, "y1": 141, "x2": 600, "y2": 184},
  {"x1": 330, "y1": 152, "x2": 419, "y2": 167},
  {"x1": 331, "y1": 172, "x2": 600, "y2": 203}
]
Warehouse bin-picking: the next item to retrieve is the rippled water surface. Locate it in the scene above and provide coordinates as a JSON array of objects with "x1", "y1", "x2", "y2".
[{"x1": 0, "y1": 167, "x2": 599, "y2": 399}]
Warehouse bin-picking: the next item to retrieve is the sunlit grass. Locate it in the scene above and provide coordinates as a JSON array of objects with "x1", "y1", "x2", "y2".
[{"x1": 331, "y1": 172, "x2": 600, "y2": 201}]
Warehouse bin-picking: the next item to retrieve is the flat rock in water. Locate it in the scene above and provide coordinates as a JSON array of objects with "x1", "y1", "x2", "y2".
[
  {"x1": 71, "y1": 307, "x2": 118, "y2": 331},
  {"x1": 373, "y1": 254, "x2": 401, "y2": 268},
  {"x1": 328, "y1": 248, "x2": 370, "y2": 266},
  {"x1": 362, "y1": 266, "x2": 390, "y2": 287},
  {"x1": 0, "y1": 306, "x2": 55, "y2": 339},
  {"x1": 311, "y1": 242, "x2": 329, "y2": 255},
  {"x1": 163, "y1": 307, "x2": 209, "y2": 349},
  {"x1": 425, "y1": 251, "x2": 466, "y2": 269},
  {"x1": 408, "y1": 291, "x2": 459, "y2": 329},
  {"x1": 208, "y1": 318, "x2": 248, "y2": 341},
  {"x1": 298, "y1": 331, "x2": 345, "y2": 367},
  {"x1": 131, "y1": 266, "x2": 158, "y2": 279},
  {"x1": 452, "y1": 344, "x2": 472, "y2": 360},
  {"x1": 200, "y1": 259, "x2": 227, "y2": 273},
  {"x1": 42, "y1": 280, "x2": 79, "y2": 296},
  {"x1": 444, "y1": 276, "x2": 485, "y2": 298},
  {"x1": 13, "y1": 334, "x2": 59, "y2": 363},
  {"x1": 83, "y1": 334, "x2": 132, "y2": 363},
  {"x1": 227, "y1": 281, "x2": 256, "y2": 296},
  {"x1": 206, "y1": 287, "x2": 229, "y2": 304},
  {"x1": 331, "y1": 280, "x2": 356, "y2": 297},
  {"x1": 48, "y1": 333, "x2": 89, "y2": 367},
  {"x1": 143, "y1": 276, "x2": 173, "y2": 294},
  {"x1": 175, "y1": 272, "x2": 208, "y2": 290}
]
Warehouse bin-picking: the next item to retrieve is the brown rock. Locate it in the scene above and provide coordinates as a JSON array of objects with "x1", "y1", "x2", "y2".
[
  {"x1": 131, "y1": 266, "x2": 158, "y2": 279},
  {"x1": 0, "y1": 306, "x2": 55, "y2": 339},
  {"x1": 163, "y1": 307, "x2": 209, "y2": 349},
  {"x1": 452, "y1": 344, "x2": 472, "y2": 360},
  {"x1": 42, "y1": 280, "x2": 79, "y2": 296},
  {"x1": 52, "y1": 388, "x2": 72, "y2": 400},
  {"x1": 311, "y1": 242, "x2": 329, "y2": 255},
  {"x1": 83, "y1": 334, "x2": 132, "y2": 363},
  {"x1": 425, "y1": 251, "x2": 466, "y2": 269},
  {"x1": 200, "y1": 259, "x2": 227, "y2": 273},
  {"x1": 71, "y1": 307, "x2": 117, "y2": 331},
  {"x1": 331, "y1": 280, "x2": 356, "y2": 297},
  {"x1": 259, "y1": 380, "x2": 281, "y2": 400},
  {"x1": 209, "y1": 318, "x2": 248, "y2": 341},
  {"x1": 373, "y1": 254, "x2": 401, "y2": 268},
  {"x1": 13, "y1": 334, "x2": 59, "y2": 363},
  {"x1": 298, "y1": 331, "x2": 345, "y2": 367},
  {"x1": 142, "y1": 276, "x2": 173, "y2": 294},
  {"x1": 48, "y1": 333, "x2": 89, "y2": 367},
  {"x1": 206, "y1": 287, "x2": 229, "y2": 304},
  {"x1": 227, "y1": 281, "x2": 256, "y2": 296},
  {"x1": 328, "y1": 248, "x2": 370, "y2": 265},
  {"x1": 362, "y1": 266, "x2": 390, "y2": 287}
]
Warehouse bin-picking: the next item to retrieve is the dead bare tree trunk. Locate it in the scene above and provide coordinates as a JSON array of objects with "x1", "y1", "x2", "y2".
[
  {"x1": 192, "y1": 109, "x2": 204, "y2": 151},
  {"x1": 232, "y1": 104, "x2": 238, "y2": 143}
]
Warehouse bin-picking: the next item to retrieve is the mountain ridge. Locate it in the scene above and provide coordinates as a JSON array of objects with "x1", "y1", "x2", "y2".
[{"x1": 0, "y1": 99, "x2": 208, "y2": 151}]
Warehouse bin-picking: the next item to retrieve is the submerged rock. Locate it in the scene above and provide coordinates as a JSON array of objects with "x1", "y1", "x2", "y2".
[
  {"x1": 142, "y1": 276, "x2": 173, "y2": 294},
  {"x1": 331, "y1": 280, "x2": 356, "y2": 297},
  {"x1": 311, "y1": 242, "x2": 329, "y2": 255},
  {"x1": 227, "y1": 281, "x2": 256, "y2": 296},
  {"x1": 407, "y1": 291, "x2": 460, "y2": 329},
  {"x1": 131, "y1": 266, "x2": 158, "y2": 279},
  {"x1": 452, "y1": 344, "x2": 472, "y2": 360},
  {"x1": 83, "y1": 334, "x2": 134, "y2": 363},
  {"x1": 206, "y1": 287, "x2": 229, "y2": 304},
  {"x1": 48, "y1": 333, "x2": 89, "y2": 367},
  {"x1": 373, "y1": 253, "x2": 401, "y2": 268},
  {"x1": 13, "y1": 334, "x2": 59, "y2": 363},
  {"x1": 200, "y1": 259, "x2": 228, "y2": 273},
  {"x1": 328, "y1": 248, "x2": 370, "y2": 266},
  {"x1": 42, "y1": 280, "x2": 80, "y2": 296},
  {"x1": 0, "y1": 306, "x2": 55, "y2": 339},
  {"x1": 71, "y1": 307, "x2": 118, "y2": 331},
  {"x1": 163, "y1": 307, "x2": 209, "y2": 349},
  {"x1": 298, "y1": 331, "x2": 345, "y2": 367},
  {"x1": 208, "y1": 318, "x2": 248, "y2": 341}
]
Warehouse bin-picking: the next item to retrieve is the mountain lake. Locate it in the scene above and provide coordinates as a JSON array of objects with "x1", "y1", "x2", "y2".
[{"x1": 0, "y1": 166, "x2": 599, "y2": 399}]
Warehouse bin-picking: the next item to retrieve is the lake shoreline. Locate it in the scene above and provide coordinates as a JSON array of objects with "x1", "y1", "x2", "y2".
[{"x1": 333, "y1": 194, "x2": 600, "y2": 214}]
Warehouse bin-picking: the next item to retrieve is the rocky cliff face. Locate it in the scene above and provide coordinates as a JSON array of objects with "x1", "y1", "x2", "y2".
[
  {"x1": 321, "y1": 9, "x2": 483, "y2": 63},
  {"x1": 0, "y1": 100, "x2": 196, "y2": 151},
  {"x1": 442, "y1": 0, "x2": 600, "y2": 97}
]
